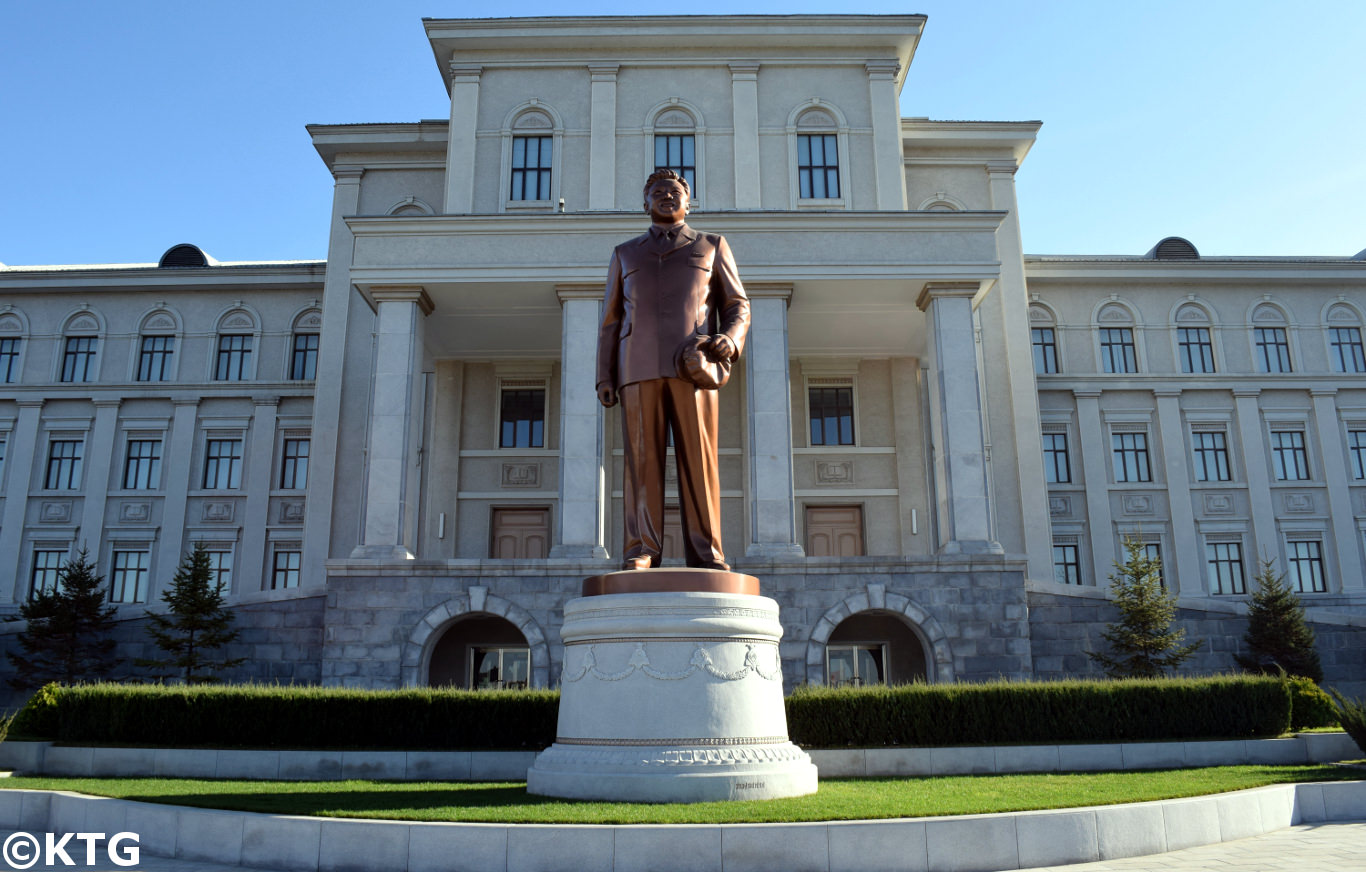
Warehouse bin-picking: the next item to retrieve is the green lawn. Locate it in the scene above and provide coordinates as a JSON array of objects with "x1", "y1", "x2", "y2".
[{"x1": 4, "y1": 765, "x2": 1360, "y2": 825}]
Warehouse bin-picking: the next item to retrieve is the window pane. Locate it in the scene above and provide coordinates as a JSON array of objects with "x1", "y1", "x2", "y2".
[
  {"x1": 203, "y1": 439, "x2": 243, "y2": 489},
  {"x1": 110, "y1": 551, "x2": 150, "y2": 603},
  {"x1": 123, "y1": 439, "x2": 162, "y2": 489},
  {"x1": 1032, "y1": 328, "x2": 1058, "y2": 374},
  {"x1": 291, "y1": 333, "x2": 318, "y2": 380},
  {"x1": 499, "y1": 389, "x2": 545, "y2": 448},
  {"x1": 137, "y1": 335, "x2": 174, "y2": 382},
  {"x1": 796, "y1": 134, "x2": 839, "y2": 199},
  {"x1": 1330, "y1": 327, "x2": 1366, "y2": 373},
  {"x1": 0, "y1": 338, "x2": 20, "y2": 383},
  {"x1": 1053, "y1": 544, "x2": 1081, "y2": 584},
  {"x1": 808, "y1": 387, "x2": 854, "y2": 446}
]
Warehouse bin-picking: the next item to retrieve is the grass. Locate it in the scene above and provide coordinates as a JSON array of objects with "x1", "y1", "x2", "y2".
[{"x1": 3, "y1": 765, "x2": 1360, "y2": 825}]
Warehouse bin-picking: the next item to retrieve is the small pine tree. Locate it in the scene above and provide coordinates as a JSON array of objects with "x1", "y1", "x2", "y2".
[
  {"x1": 1089, "y1": 538, "x2": 1203, "y2": 678},
  {"x1": 6, "y1": 549, "x2": 121, "y2": 690},
  {"x1": 138, "y1": 543, "x2": 245, "y2": 683},
  {"x1": 1235, "y1": 558, "x2": 1323, "y2": 683}
]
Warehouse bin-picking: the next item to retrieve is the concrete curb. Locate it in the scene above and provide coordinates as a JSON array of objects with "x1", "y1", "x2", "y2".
[
  {"x1": 0, "y1": 733, "x2": 1356, "y2": 780},
  {"x1": 0, "y1": 780, "x2": 1362, "y2": 872}
]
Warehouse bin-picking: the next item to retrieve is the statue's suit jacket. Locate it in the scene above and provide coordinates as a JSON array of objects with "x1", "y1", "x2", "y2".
[{"x1": 597, "y1": 224, "x2": 750, "y2": 391}]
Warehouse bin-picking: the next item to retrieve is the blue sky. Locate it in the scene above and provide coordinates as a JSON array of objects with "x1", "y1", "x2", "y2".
[{"x1": 2, "y1": 1, "x2": 1363, "y2": 265}]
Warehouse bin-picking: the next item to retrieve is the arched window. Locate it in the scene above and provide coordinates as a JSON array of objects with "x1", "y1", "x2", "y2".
[
  {"x1": 501, "y1": 103, "x2": 563, "y2": 209},
  {"x1": 1029, "y1": 303, "x2": 1060, "y2": 374},
  {"x1": 133, "y1": 306, "x2": 182, "y2": 383},
  {"x1": 57, "y1": 308, "x2": 104, "y2": 383},
  {"x1": 1172, "y1": 301, "x2": 1217, "y2": 374},
  {"x1": 1325, "y1": 302, "x2": 1366, "y2": 373},
  {"x1": 1094, "y1": 300, "x2": 1141, "y2": 374},
  {"x1": 289, "y1": 306, "x2": 322, "y2": 381},
  {"x1": 212, "y1": 305, "x2": 261, "y2": 382},
  {"x1": 1250, "y1": 301, "x2": 1294, "y2": 373},
  {"x1": 787, "y1": 101, "x2": 850, "y2": 209},
  {"x1": 0, "y1": 306, "x2": 29, "y2": 384},
  {"x1": 647, "y1": 100, "x2": 704, "y2": 203}
]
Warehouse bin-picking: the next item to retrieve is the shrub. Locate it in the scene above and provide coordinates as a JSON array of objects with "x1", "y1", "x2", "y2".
[
  {"x1": 1330, "y1": 690, "x2": 1366, "y2": 755},
  {"x1": 1286, "y1": 676, "x2": 1338, "y2": 729},
  {"x1": 9, "y1": 682, "x2": 62, "y2": 739},
  {"x1": 1236, "y1": 559, "x2": 1323, "y2": 682}
]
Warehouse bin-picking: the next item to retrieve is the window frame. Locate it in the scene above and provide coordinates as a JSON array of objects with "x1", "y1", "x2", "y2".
[
  {"x1": 1031, "y1": 326, "x2": 1060, "y2": 374},
  {"x1": 1052, "y1": 540, "x2": 1082, "y2": 585},
  {"x1": 29, "y1": 548, "x2": 67, "y2": 599},
  {"x1": 498, "y1": 386, "x2": 547, "y2": 450},
  {"x1": 202, "y1": 437, "x2": 244, "y2": 490},
  {"x1": 279, "y1": 435, "x2": 310, "y2": 490},
  {"x1": 270, "y1": 547, "x2": 302, "y2": 590},
  {"x1": 787, "y1": 103, "x2": 850, "y2": 210},
  {"x1": 290, "y1": 332, "x2": 319, "y2": 380},
  {"x1": 825, "y1": 643, "x2": 889, "y2": 688},
  {"x1": 44, "y1": 438, "x2": 83, "y2": 490},
  {"x1": 1042, "y1": 430, "x2": 1071, "y2": 484},
  {"x1": 60, "y1": 335, "x2": 99, "y2": 383},
  {"x1": 0, "y1": 336, "x2": 22, "y2": 383},
  {"x1": 213, "y1": 333, "x2": 254, "y2": 382},
  {"x1": 1328, "y1": 326, "x2": 1366, "y2": 373},
  {"x1": 807, "y1": 384, "x2": 856, "y2": 447},
  {"x1": 1253, "y1": 326, "x2": 1293, "y2": 373},
  {"x1": 122, "y1": 438, "x2": 163, "y2": 490},
  {"x1": 1349, "y1": 429, "x2": 1366, "y2": 480},
  {"x1": 1177, "y1": 326, "x2": 1216, "y2": 374},
  {"x1": 1206, "y1": 539, "x2": 1247, "y2": 595},
  {"x1": 1111, "y1": 430, "x2": 1152, "y2": 483},
  {"x1": 108, "y1": 548, "x2": 151, "y2": 604},
  {"x1": 1099, "y1": 327, "x2": 1138, "y2": 374},
  {"x1": 1190, "y1": 429, "x2": 1232, "y2": 483},
  {"x1": 1285, "y1": 539, "x2": 1327, "y2": 594},
  {"x1": 1270, "y1": 429, "x2": 1310, "y2": 481},
  {"x1": 796, "y1": 133, "x2": 841, "y2": 201}
]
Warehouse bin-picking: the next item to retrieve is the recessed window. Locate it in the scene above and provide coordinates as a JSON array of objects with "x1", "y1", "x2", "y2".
[
  {"x1": 205, "y1": 548, "x2": 234, "y2": 591},
  {"x1": 654, "y1": 134, "x2": 696, "y2": 192},
  {"x1": 1140, "y1": 541, "x2": 1164, "y2": 588},
  {"x1": 1191, "y1": 431, "x2": 1231, "y2": 482},
  {"x1": 109, "y1": 550, "x2": 150, "y2": 603},
  {"x1": 280, "y1": 437, "x2": 310, "y2": 490},
  {"x1": 499, "y1": 388, "x2": 545, "y2": 449},
  {"x1": 123, "y1": 439, "x2": 162, "y2": 490},
  {"x1": 1329, "y1": 327, "x2": 1366, "y2": 373},
  {"x1": 1099, "y1": 328, "x2": 1137, "y2": 374},
  {"x1": 61, "y1": 336, "x2": 98, "y2": 383},
  {"x1": 1254, "y1": 327, "x2": 1292, "y2": 373},
  {"x1": 1111, "y1": 432, "x2": 1151, "y2": 482},
  {"x1": 1053, "y1": 541, "x2": 1081, "y2": 585},
  {"x1": 203, "y1": 439, "x2": 243, "y2": 489},
  {"x1": 271, "y1": 550, "x2": 301, "y2": 589},
  {"x1": 1286, "y1": 540, "x2": 1326, "y2": 593},
  {"x1": 809, "y1": 386, "x2": 854, "y2": 446},
  {"x1": 45, "y1": 439, "x2": 83, "y2": 489},
  {"x1": 510, "y1": 136, "x2": 552, "y2": 201},
  {"x1": 30, "y1": 549, "x2": 65, "y2": 599},
  {"x1": 1177, "y1": 327, "x2": 1215, "y2": 373},
  {"x1": 1349, "y1": 430, "x2": 1365, "y2": 479},
  {"x1": 826, "y1": 644, "x2": 886, "y2": 688},
  {"x1": 214, "y1": 335, "x2": 253, "y2": 381},
  {"x1": 472, "y1": 647, "x2": 531, "y2": 690},
  {"x1": 0, "y1": 338, "x2": 20, "y2": 383},
  {"x1": 291, "y1": 333, "x2": 319, "y2": 380},
  {"x1": 1032, "y1": 327, "x2": 1059, "y2": 374},
  {"x1": 137, "y1": 335, "x2": 175, "y2": 382},
  {"x1": 797, "y1": 134, "x2": 840, "y2": 199},
  {"x1": 1042, "y1": 432, "x2": 1071, "y2": 483},
  {"x1": 1270, "y1": 430, "x2": 1309, "y2": 481},
  {"x1": 1207, "y1": 541, "x2": 1246, "y2": 594}
]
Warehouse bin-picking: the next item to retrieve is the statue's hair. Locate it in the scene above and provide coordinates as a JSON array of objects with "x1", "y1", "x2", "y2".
[{"x1": 642, "y1": 168, "x2": 690, "y2": 205}]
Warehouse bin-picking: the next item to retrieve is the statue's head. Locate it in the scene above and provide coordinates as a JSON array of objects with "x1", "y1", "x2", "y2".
[{"x1": 643, "y1": 169, "x2": 690, "y2": 223}]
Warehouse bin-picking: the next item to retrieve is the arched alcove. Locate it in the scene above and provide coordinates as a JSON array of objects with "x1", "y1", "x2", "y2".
[
  {"x1": 427, "y1": 613, "x2": 531, "y2": 689},
  {"x1": 806, "y1": 588, "x2": 954, "y2": 685},
  {"x1": 826, "y1": 612, "x2": 928, "y2": 686}
]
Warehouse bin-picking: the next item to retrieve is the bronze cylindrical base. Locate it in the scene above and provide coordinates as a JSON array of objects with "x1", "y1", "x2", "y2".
[{"x1": 581, "y1": 568, "x2": 759, "y2": 597}]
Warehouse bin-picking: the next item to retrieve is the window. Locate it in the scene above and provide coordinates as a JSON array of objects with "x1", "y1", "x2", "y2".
[
  {"x1": 1350, "y1": 430, "x2": 1366, "y2": 479},
  {"x1": 472, "y1": 647, "x2": 531, "y2": 690},
  {"x1": 30, "y1": 550, "x2": 65, "y2": 598},
  {"x1": 1254, "y1": 327, "x2": 1292, "y2": 373},
  {"x1": 271, "y1": 550, "x2": 301, "y2": 589},
  {"x1": 1099, "y1": 328, "x2": 1137, "y2": 373},
  {"x1": 1286, "y1": 540, "x2": 1327, "y2": 593},
  {"x1": 1042, "y1": 432, "x2": 1071, "y2": 483},
  {"x1": 809, "y1": 386, "x2": 855, "y2": 446},
  {"x1": 45, "y1": 439, "x2": 82, "y2": 489},
  {"x1": 109, "y1": 550, "x2": 149, "y2": 603},
  {"x1": 1191, "y1": 431, "x2": 1231, "y2": 482},
  {"x1": 654, "y1": 134, "x2": 696, "y2": 192},
  {"x1": 1053, "y1": 541, "x2": 1081, "y2": 585},
  {"x1": 1140, "y1": 542, "x2": 1164, "y2": 588},
  {"x1": 499, "y1": 389, "x2": 545, "y2": 449},
  {"x1": 123, "y1": 439, "x2": 162, "y2": 490},
  {"x1": 1111, "y1": 432, "x2": 1151, "y2": 482},
  {"x1": 0, "y1": 436, "x2": 6, "y2": 483},
  {"x1": 214, "y1": 334, "x2": 253, "y2": 381},
  {"x1": 290, "y1": 333, "x2": 319, "y2": 380},
  {"x1": 0, "y1": 337, "x2": 20, "y2": 382},
  {"x1": 61, "y1": 336, "x2": 98, "y2": 382},
  {"x1": 1177, "y1": 327, "x2": 1215, "y2": 373},
  {"x1": 797, "y1": 134, "x2": 839, "y2": 199},
  {"x1": 826, "y1": 645, "x2": 886, "y2": 688},
  {"x1": 510, "y1": 136, "x2": 552, "y2": 201},
  {"x1": 137, "y1": 335, "x2": 174, "y2": 382},
  {"x1": 205, "y1": 548, "x2": 233, "y2": 591},
  {"x1": 1032, "y1": 327, "x2": 1059, "y2": 374},
  {"x1": 1329, "y1": 327, "x2": 1366, "y2": 373},
  {"x1": 203, "y1": 439, "x2": 243, "y2": 489},
  {"x1": 280, "y1": 437, "x2": 310, "y2": 489},
  {"x1": 1271, "y1": 430, "x2": 1309, "y2": 481},
  {"x1": 1207, "y1": 541, "x2": 1246, "y2": 594}
]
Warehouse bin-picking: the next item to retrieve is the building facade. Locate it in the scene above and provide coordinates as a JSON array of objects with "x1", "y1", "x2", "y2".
[{"x1": 2, "y1": 15, "x2": 1363, "y2": 699}]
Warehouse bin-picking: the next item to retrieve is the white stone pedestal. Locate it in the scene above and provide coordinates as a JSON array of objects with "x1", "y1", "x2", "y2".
[{"x1": 527, "y1": 589, "x2": 817, "y2": 803}]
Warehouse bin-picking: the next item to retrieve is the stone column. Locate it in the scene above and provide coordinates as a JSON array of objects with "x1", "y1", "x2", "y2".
[
  {"x1": 1073, "y1": 390, "x2": 1114, "y2": 586},
  {"x1": 744, "y1": 284, "x2": 803, "y2": 559},
  {"x1": 0, "y1": 400, "x2": 43, "y2": 602},
  {"x1": 1154, "y1": 389, "x2": 1201, "y2": 595},
  {"x1": 443, "y1": 64, "x2": 482, "y2": 214},
  {"x1": 552, "y1": 287, "x2": 608, "y2": 559},
  {"x1": 239, "y1": 397, "x2": 279, "y2": 592},
  {"x1": 917, "y1": 283, "x2": 1000, "y2": 554},
  {"x1": 1233, "y1": 389, "x2": 1278, "y2": 567},
  {"x1": 76, "y1": 398, "x2": 120, "y2": 552},
  {"x1": 729, "y1": 63, "x2": 761, "y2": 209},
  {"x1": 587, "y1": 64, "x2": 619, "y2": 211},
  {"x1": 865, "y1": 60, "x2": 907, "y2": 211},
  {"x1": 352, "y1": 287, "x2": 433, "y2": 560},
  {"x1": 156, "y1": 398, "x2": 199, "y2": 580},
  {"x1": 1311, "y1": 389, "x2": 1364, "y2": 591}
]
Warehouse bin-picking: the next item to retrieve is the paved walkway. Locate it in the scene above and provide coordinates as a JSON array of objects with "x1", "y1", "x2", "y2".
[{"x1": 1019, "y1": 820, "x2": 1366, "y2": 872}]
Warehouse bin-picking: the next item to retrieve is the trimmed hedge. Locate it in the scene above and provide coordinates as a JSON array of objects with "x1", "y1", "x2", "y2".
[
  {"x1": 12, "y1": 675, "x2": 1292, "y2": 750},
  {"x1": 784, "y1": 676, "x2": 1292, "y2": 747}
]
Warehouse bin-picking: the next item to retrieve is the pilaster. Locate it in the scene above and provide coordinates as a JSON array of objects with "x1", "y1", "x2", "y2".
[
  {"x1": 865, "y1": 60, "x2": 906, "y2": 210},
  {"x1": 1073, "y1": 389, "x2": 1114, "y2": 586},
  {"x1": 239, "y1": 396, "x2": 279, "y2": 592},
  {"x1": 552, "y1": 286, "x2": 609, "y2": 559},
  {"x1": 588, "y1": 64, "x2": 619, "y2": 211},
  {"x1": 444, "y1": 64, "x2": 482, "y2": 214},
  {"x1": 1153, "y1": 389, "x2": 1200, "y2": 595},
  {"x1": 1311, "y1": 389, "x2": 1364, "y2": 591},
  {"x1": 1233, "y1": 388, "x2": 1277, "y2": 566},
  {"x1": 729, "y1": 63, "x2": 761, "y2": 209},
  {"x1": 744, "y1": 284, "x2": 803, "y2": 559},
  {"x1": 156, "y1": 398, "x2": 200, "y2": 583},
  {"x1": 76, "y1": 399, "x2": 120, "y2": 553},
  {"x1": 0, "y1": 400, "x2": 43, "y2": 602}
]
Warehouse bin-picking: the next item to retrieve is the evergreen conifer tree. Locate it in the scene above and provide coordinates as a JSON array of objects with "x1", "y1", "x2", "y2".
[
  {"x1": 1089, "y1": 538, "x2": 1203, "y2": 678},
  {"x1": 1235, "y1": 558, "x2": 1323, "y2": 682},
  {"x1": 138, "y1": 543, "x2": 245, "y2": 683},
  {"x1": 6, "y1": 549, "x2": 121, "y2": 690}
]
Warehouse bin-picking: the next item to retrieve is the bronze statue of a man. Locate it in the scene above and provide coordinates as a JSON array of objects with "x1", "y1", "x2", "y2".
[{"x1": 597, "y1": 170, "x2": 750, "y2": 571}]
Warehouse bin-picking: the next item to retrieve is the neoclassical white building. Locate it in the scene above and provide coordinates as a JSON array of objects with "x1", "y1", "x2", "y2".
[{"x1": 2, "y1": 15, "x2": 1363, "y2": 697}]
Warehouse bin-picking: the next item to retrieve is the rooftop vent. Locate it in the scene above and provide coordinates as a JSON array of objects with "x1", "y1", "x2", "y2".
[
  {"x1": 158, "y1": 244, "x2": 215, "y2": 268},
  {"x1": 1146, "y1": 237, "x2": 1199, "y2": 260}
]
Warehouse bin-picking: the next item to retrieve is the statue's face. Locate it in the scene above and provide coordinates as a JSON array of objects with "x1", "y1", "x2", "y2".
[{"x1": 645, "y1": 178, "x2": 689, "y2": 223}]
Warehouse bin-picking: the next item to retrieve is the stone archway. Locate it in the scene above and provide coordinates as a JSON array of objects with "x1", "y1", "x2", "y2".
[
  {"x1": 805, "y1": 584, "x2": 955, "y2": 685},
  {"x1": 401, "y1": 586, "x2": 550, "y2": 688}
]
